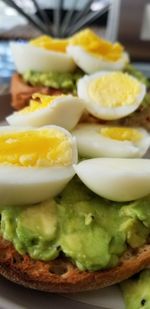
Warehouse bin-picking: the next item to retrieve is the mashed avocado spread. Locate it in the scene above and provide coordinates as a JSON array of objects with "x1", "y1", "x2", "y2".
[
  {"x1": 0, "y1": 177, "x2": 150, "y2": 271},
  {"x1": 23, "y1": 69, "x2": 84, "y2": 95},
  {"x1": 23, "y1": 65, "x2": 150, "y2": 107},
  {"x1": 121, "y1": 270, "x2": 150, "y2": 309}
]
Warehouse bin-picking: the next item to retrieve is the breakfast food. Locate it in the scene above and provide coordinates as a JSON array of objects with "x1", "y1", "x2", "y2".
[
  {"x1": 0, "y1": 27, "x2": 149, "y2": 307},
  {"x1": 10, "y1": 73, "x2": 55, "y2": 110},
  {"x1": 0, "y1": 176, "x2": 150, "y2": 293},
  {"x1": 8, "y1": 31, "x2": 124, "y2": 93},
  {"x1": 10, "y1": 36, "x2": 75, "y2": 73},
  {"x1": 67, "y1": 29, "x2": 129, "y2": 73},
  {"x1": 6, "y1": 94, "x2": 84, "y2": 130},
  {"x1": 0, "y1": 125, "x2": 77, "y2": 205},
  {"x1": 10, "y1": 34, "x2": 83, "y2": 109},
  {"x1": 10, "y1": 29, "x2": 150, "y2": 133},
  {"x1": 79, "y1": 68, "x2": 150, "y2": 131},
  {"x1": 74, "y1": 158, "x2": 150, "y2": 201},
  {"x1": 77, "y1": 71, "x2": 146, "y2": 120},
  {"x1": 10, "y1": 70, "x2": 84, "y2": 110},
  {"x1": 72, "y1": 124, "x2": 150, "y2": 158}
]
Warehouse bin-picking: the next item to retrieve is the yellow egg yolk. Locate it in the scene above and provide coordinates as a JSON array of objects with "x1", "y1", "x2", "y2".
[
  {"x1": 30, "y1": 35, "x2": 68, "y2": 53},
  {"x1": 0, "y1": 128, "x2": 73, "y2": 167},
  {"x1": 20, "y1": 93, "x2": 63, "y2": 114},
  {"x1": 100, "y1": 127, "x2": 142, "y2": 142},
  {"x1": 88, "y1": 72, "x2": 141, "y2": 107},
  {"x1": 69, "y1": 29, "x2": 123, "y2": 61}
]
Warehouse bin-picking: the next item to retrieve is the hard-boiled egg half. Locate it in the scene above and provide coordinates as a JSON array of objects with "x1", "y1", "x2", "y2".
[
  {"x1": 7, "y1": 93, "x2": 84, "y2": 131},
  {"x1": 0, "y1": 125, "x2": 77, "y2": 206},
  {"x1": 74, "y1": 158, "x2": 150, "y2": 202},
  {"x1": 72, "y1": 124, "x2": 150, "y2": 158},
  {"x1": 77, "y1": 71, "x2": 146, "y2": 120},
  {"x1": 67, "y1": 29, "x2": 129, "y2": 73},
  {"x1": 10, "y1": 35, "x2": 76, "y2": 73}
]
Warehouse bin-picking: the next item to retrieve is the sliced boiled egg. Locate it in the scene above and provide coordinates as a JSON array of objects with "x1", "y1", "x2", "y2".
[
  {"x1": 10, "y1": 35, "x2": 76, "y2": 74},
  {"x1": 74, "y1": 158, "x2": 150, "y2": 202},
  {"x1": 67, "y1": 29, "x2": 129, "y2": 73},
  {"x1": 30, "y1": 35, "x2": 68, "y2": 52},
  {"x1": 6, "y1": 93, "x2": 84, "y2": 131},
  {"x1": 72, "y1": 124, "x2": 150, "y2": 158},
  {"x1": 0, "y1": 125, "x2": 77, "y2": 206},
  {"x1": 77, "y1": 71, "x2": 146, "y2": 120}
]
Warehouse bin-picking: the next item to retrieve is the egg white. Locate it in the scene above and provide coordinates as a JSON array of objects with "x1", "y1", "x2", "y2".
[
  {"x1": 72, "y1": 124, "x2": 150, "y2": 158},
  {"x1": 0, "y1": 125, "x2": 77, "y2": 206},
  {"x1": 67, "y1": 45, "x2": 129, "y2": 74},
  {"x1": 0, "y1": 165, "x2": 75, "y2": 206},
  {"x1": 74, "y1": 158, "x2": 150, "y2": 202},
  {"x1": 10, "y1": 42, "x2": 76, "y2": 74},
  {"x1": 6, "y1": 95, "x2": 85, "y2": 131},
  {"x1": 77, "y1": 71, "x2": 146, "y2": 120}
]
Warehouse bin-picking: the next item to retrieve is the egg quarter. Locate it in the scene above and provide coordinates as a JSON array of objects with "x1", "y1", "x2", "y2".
[
  {"x1": 74, "y1": 158, "x2": 150, "y2": 202},
  {"x1": 67, "y1": 29, "x2": 129, "y2": 73},
  {"x1": 72, "y1": 124, "x2": 150, "y2": 158},
  {"x1": 10, "y1": 42, "x2": 76, "y2": 74},
  {"x1": 77, "y1": 71, "x2": 146, "y2": 120},
  {"x1": 6, "y1": 94, "x2": 85, "y2": 131},
  {"x1": 0, "y1": 125, "x2": 77, "y2": 206},
  {"x1": 67, "y1": 45, "x2": 129, "y2": 74}
]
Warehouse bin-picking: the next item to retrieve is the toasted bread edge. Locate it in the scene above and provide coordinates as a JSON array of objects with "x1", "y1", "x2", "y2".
[{"x1": 0, "y1": 237, "x2": 150, "y2": 293}]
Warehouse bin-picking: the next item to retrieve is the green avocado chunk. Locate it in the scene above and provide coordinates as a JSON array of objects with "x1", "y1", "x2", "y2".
[
  {"x1": 1, "y1": 201, "x2": 59, "y2": 261},
  {"x1": 0, "y1": 177, "x2": 150, "y2": 271},
  {"x1": 23, "y1": 69, "x2": 84, "y2": 95},
  {"x1": 56, "y1": 178, "x2": 126, "y2": 270},
  {"x1": 121, "y1": 270, "x2": 150, "y2": 309}
]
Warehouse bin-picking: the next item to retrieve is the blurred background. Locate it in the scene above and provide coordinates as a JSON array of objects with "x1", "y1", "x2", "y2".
[{"x1": 0, "y1": 0, "x2": 150, "y2": 93}]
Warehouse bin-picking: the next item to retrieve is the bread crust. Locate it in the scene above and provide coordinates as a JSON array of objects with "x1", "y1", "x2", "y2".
[
  {"x1": 0, "y1": 237, "x2": 149, "y2": 293},
  {"x1": 10, "y1": 74, "x2": 64, "y2": 110}
]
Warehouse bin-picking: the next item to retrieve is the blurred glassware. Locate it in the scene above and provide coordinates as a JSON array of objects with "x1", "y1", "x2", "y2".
[{"x1": 0, "y1": 0, "x2": 110, "y2": 37}]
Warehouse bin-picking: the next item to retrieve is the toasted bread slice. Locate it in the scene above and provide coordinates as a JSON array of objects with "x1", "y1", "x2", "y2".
[
  {"x1": 10, "y1": 74, "x2": 64, "y2": 110},
  {"x1": 0, "y1": 237, "x2": 149, "y2": 293}
]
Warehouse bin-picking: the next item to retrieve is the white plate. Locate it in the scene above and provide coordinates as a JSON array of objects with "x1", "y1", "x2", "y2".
[
  {"x1": 67, "y1": 285, "x2": 125, "y2": 309},
  {"x1": 0, "y1": 274, "x2": 125, "y2": 309},
  {"x1": 0, "y1": 275, "x2": 107, "y2": 309}
]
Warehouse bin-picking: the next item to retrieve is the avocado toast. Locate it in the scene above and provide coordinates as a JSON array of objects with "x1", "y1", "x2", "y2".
[
  {"x1": 0, "y1": 176, "x2": 150, "y2": 293},
  {"x1": 11, "y1": 64, "x2": 150, "y2": 131},
  {"x1": 0, "y1": 29, "x2": 150, "y2": 307},
  {"x1": 10, "y1": 29, "x2": 150, "y2": 132}
]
